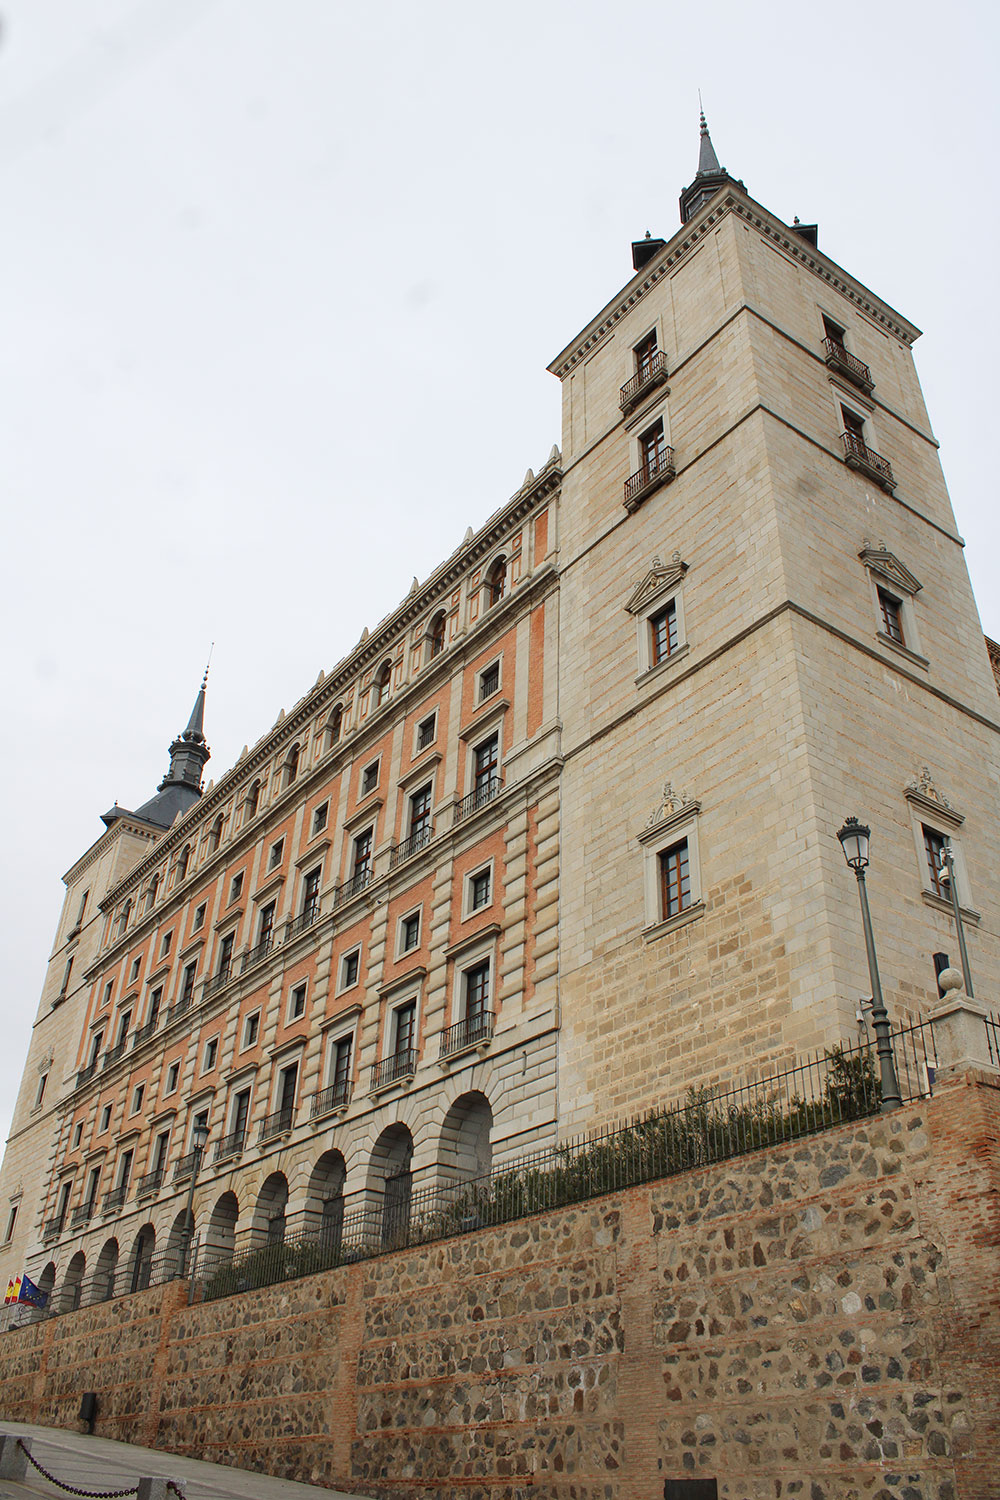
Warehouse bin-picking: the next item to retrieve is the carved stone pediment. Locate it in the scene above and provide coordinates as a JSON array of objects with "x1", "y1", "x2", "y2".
[
  {"x1": 859, "y1": 544, "x2": 922, "y2": 596},
  {"x1": 626, "y1": 553, "x2": 689, "y2": 615}
]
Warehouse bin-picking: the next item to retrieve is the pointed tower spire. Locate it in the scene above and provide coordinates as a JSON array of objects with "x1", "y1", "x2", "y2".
[
  {"x1": 679, "y1": 107, "x2": 745, "y2": 225},
  {"x1": 126, "y1": 667, "x2": 212, "y2": 829}
]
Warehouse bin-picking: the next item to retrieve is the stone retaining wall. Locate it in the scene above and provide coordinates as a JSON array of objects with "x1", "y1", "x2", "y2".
[{"x1": 0, "y1": 1073, "x2": 997, "y2": 1500}]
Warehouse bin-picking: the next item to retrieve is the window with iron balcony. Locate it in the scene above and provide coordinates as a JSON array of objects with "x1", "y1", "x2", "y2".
[
  {"x1": 620, "y1": 330, "x2": 669, "y2": 412},
  {"x1": 624, "y1": 418, "x2": 675, "y2": 510}
]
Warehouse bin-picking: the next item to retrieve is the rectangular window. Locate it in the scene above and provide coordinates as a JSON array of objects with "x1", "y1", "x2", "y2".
[
  {"x1": 352, "y1": 830, "x2": 372, "y2": 883},
  {"x1": 268, "y1": 839, "x2": 284, "y2": 870},
  {"x1": 842, "y1": 404, "x2": 866, "y2": 439},
  {"x1": 290, "y1": 982, "x2": 307, "y2": 1020},
  {"x1": 634, "y1": 329, "x2": 658, "y2": 380},
  {"x1": 342, "y1": 949, "x2": 360, "y2": 989},
  {"x1": 116, "y1": 1009, "x2": 132, "y2": 1047},
  {"x1": 59, "y1": 957, "x2": 74, "y2": 996},
  {"x1": 877, "y1": 587, "x2": 904, "y2": 645},
  {"x1": 465, "y1": 960, "x2": 490, "y2": 1019},
  {"x1": 470, "y1": 868, "x2": 492, "y2": 911},
  {"x1": 923, "y1": 826, "x2": 948, "y2": 899},
  {"x1": 312, "y1": 801, "x2": 329, "y2": 836},
  {"x1": 303, "y1": 866, "x2": 322, "y2": 916},
  {"x1": 88, "y1": 1030, "x2": 104, "y2": 1066},
  {"x1": 243, "y1": 1011, "x2": 260, "y2": 1048},
  {"x1": 401, "y1": 911, "x2": 421, "y2": 952},
  {"x1": 650, "y1": 600, "x2": 679, "y2": 665},
  {"x1": 479, "y1": 661, "x2": 500, "y2": 701},
  {"x1": 474, "y1": 734, "x2": 499, "y2": 794},
  {"x1": 180, "y1": 962, "x2": 197, "y2": 1004},
  {"x1": 160, "y1": 931, "x2": 172, "y2": 957},
  {"x1": 278, "y1": 1062, "x2": 298, "y2": 1117},
  {"x1": 822, "y1": 314, "x2": 846, "y2": 345},
  {"x1": 416, "y1": 712, "x2": 437, "y2": 751},
  {"x1": 129, "y1": 957, "x2": 141, "y2": 983},
  {"x1": 231, "y1": 1088, "x2": 251, "y2": 1140},
  {"x1": 229, "y1": 872, "x2": 244, "y2": 904},
  {"x1": 131, "y1": 1084, "x2": 145, "y2": 1114},
  {"x1": 259, "y1": 901, "x2": 276, "y2": 948},
  {"x1": 35, "y1": 1073, "x2": 48, "y2": 1108},
  {"x1": 147, "y1": 987, "x2": 162, "y2": 1029},
  {"x1": 330, "y1": 1036, "x2": 353, "y2": 1099},
  {"x1": 166, "y1": 1060, "x2": 180, "y2": 1094},
  {"x1": 409, "y1": 786, "x2": 432, "y2": 846},
  {"x1": 100, "y1": 1103, "x2": 112, "y2": 1133},
  {"x1": 85, "y1": 1167, "x2": 100, "y2": 1211},
  {"x1": 217, "y1": 932, "x2": 235, "y2": 977},
  {"x1": 116, "y1": 1149, "x2": 133, "y2": 1191},
  {"x1": 151, "y1": 1129, "x2": 170, "y2": 1175},
  {"x1": 4, "y1": 1206, "x2": 17, "y2": 1243},
  {"x1": 639, "y1": 417, "x2": 668, "y2": 476},
  {"x1": 73, "y1": 1121, "x2": 83, "y2": 1148},
  {"x1": 102, "y1": 981, "x2": 113, "y2": 1007},
  {"x1": 193, "y1": 903, "x2": 206, "y2": 931},
  {"x1": 659, "y1": 840, "x2": 691, "y2": 919},
  {"x1": 361, "y1": 759, "x2": 380, "y2": 796},
  {"x1": 394, "y1": 1001, "x2": 416, "y2": 1057},
  {"x1": 203, "y1": 1037, "x2": 219, "y2": 1072}
]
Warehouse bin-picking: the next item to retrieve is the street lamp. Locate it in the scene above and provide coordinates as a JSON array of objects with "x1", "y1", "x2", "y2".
[
  {"x1": 938, "y1": 841, "x2": 975, "y2": 999},
  {"x1": 179, "y1": 1118, "x2": 210, "y2": 1279},
  {"x1": 836, "y1": 817, "x2": 902, "y2": 1112}
]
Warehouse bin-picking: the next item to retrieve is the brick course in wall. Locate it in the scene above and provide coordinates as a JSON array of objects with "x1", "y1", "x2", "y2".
[{"x1": 0, "y1": 1073, "x2": 997, "y2": 1500}]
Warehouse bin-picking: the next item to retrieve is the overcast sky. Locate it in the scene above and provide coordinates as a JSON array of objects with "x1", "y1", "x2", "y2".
[{"x1": 1, "y1": 0, "x2": 997, "y2": 1147}]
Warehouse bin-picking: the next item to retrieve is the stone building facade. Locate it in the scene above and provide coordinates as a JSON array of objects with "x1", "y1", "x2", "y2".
[{"x1": 1, "y1": 122, "x2": 997, "y2": 1317}]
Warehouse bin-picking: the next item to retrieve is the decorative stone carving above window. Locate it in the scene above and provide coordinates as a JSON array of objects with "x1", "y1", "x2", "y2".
[
  {"x1": 904, "y1": 768, "x2": 963, "y2": 829},
  {"x1": 625, "y1": 553, "x2": 689, "y2": 617},
  {"x1": 858, "y1": 542, "x2": 922, "y2": 598}
]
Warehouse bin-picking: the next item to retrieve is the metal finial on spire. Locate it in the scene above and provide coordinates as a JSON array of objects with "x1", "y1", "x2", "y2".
[{"x1": 679, "y1": 103, "x2": 743, "y2": 224}]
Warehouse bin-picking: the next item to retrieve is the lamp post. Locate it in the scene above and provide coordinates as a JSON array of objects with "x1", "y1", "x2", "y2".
[
  {"x1": 179, "y1": 1119, "x2": 209, "y2": 1279},
  {"x1": 836, "y1": 817, "x2": 902, "y2": 1112},
  {"x1": 939, "y1": 842, "x2": 975, "y2": 999}
]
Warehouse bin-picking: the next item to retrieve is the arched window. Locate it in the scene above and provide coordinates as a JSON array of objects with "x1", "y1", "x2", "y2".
[
  {"x1": 244, "y1": 779, "x2": 261, "y2": 822},
  {"x1": 428, "y1": 611, "x2": 446, "y2": 660},
  {"x1": 116, "y1": 899, "x2": 132, "y2": 938},
  {"x1": 326, "y1": 704, "x2": 343, "y2": 748},
  {"x1": 176, "y1": 845, "x2": 191, "y2": 884},
  {"x1": 209, "y1": 815, "x2": 224, "y2": 853},
  {"x1": 486, "y1": 557, "x2": 507, "y2": 608},
  {"x1": 372, "y1": 661, "x2": 392, "y2": 710},
  {"x1": 144, "y1": 874, "x2": 159, "y2": 913},
  {"x1": 284, "y1": 744, "x2": 300, "y2": 788}
]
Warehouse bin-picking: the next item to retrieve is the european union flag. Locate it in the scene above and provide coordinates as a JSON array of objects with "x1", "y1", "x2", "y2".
[{"x1": 17, "y1": 1274, "x2": 47, "y2": 1309}]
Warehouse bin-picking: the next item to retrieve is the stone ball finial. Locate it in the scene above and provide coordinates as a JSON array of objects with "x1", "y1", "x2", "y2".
[{"x1": 938, "y1": 967, "x2": 964, "y2": 996}]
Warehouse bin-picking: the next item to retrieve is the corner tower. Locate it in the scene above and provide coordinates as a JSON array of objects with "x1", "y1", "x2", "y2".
[{"x1": 550, "y1": 121, "x2": 1000, "y2": 1129}]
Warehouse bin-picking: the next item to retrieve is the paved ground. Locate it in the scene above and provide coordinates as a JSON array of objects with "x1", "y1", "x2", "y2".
[{"x1": 0, "y1": 1423, "x2": 373, "y2": 1500}]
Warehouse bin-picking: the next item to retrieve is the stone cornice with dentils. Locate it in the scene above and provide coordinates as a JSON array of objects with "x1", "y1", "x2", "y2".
[
  {"x1": 95, "y1": 461, "x2": 562, "y2": 915},
  {"x1": 548, "y1": 188, "x2": 921, "y2": 380}
]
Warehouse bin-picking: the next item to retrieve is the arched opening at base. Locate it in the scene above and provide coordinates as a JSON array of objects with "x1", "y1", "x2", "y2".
[
  {"x1": 126, "y1": 1225, "x2": 156, "y2": 1293},
  {"x1": 368, "y1": 1124, "x2": 413, "y2": 1249}
]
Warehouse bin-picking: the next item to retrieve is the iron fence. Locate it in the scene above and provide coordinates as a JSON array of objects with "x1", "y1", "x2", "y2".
[
  {"x1": 823, "y1": 337, "x2": 873, "y2": 390},
  {"x1": 841, "y1": 429, "x2": 895, "y2": 489}
]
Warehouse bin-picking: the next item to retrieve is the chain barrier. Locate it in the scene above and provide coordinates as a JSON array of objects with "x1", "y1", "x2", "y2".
[{"x1": 16, "y1": 1438, "x2": 185, "y2": 1498}]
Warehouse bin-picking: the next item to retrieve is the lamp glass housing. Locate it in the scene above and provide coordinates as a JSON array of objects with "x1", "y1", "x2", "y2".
[
  {"x1": 837, "y1": 817, "x2": 870, "y2": 870},
  {"x1": 192, "y1": 1121, "x2": 209, "y2": 1151}
]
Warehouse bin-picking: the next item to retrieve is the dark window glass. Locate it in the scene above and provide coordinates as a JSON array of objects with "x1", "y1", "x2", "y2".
[
  {"x1": 650, "y1": 600, "x2": 678, "y2": 665},
  {"x1": 658, "y1": 840, "x2": 691, "y2": 919}
]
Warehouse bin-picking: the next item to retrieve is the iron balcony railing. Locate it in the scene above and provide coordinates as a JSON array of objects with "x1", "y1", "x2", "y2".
[
  {"x1": 215, "y1": 1129, "x2": 246, "y2": 1163},
  {"x1": 841, "y1": 430, "x2": 896, "y2": 490},
  {"x1": 103, "y1": 1184, "x2": 128, "y2": 1216},
  {"x1": 42, "y1": 1214, "x2": 65, "y2": 1242},
  {"x1": 389, "y1": 824, "x2": 433, "y2": 868},
  {"x1": 285, "y1": 904, "x2": 321, "y2": 940},
  {"x1": 165, "y1": 995, "x2": 193, "y2": 1027},
  {"x1": 102, "y1": 1040, "x2": 128, "y2": 1070},
  {"x1": 242, "y1": 935, "x2": 274, "y2": 972},
  {"x1": 311, "y1": 1080, "x2": 352, "y2": 1118},
  {"x1": 455, "y1": 775, "x2": 502, "y2": 824},
  {"x1": 203, "y1": 963, "x2": 234, "y2": 999},
  {"x1": 823, "y1": 336, "x2": 874, "y2": 391},
  {"x1": 258, "y1": 1106, "x2": 295, "y2": 1143},
  {"x1": 132, "y1": 1017, "x2": 158, "y2": 1048},
  {"x1": 623, "y1": 446, "x2": 676, "y2": 509},
  {"x1": 75, "y1": 1062, "x2": 97, "y2": 1088},
  {"x1": 371, "y1": 1049, "x2": 416, "y2": 1092},
  {"x1": 333, "y1": 869, "x2": 371, "y2": 909},
  {"x1": 172, "y1": 1150, "x2": 199, "y2": 1183},
  {"x1": 135, "y1": 1168, "x2": 164, "y2": 1198},
  {"x1": 70, "y1": 1203, "x2": 95, "y2": 1228},
  {"x1": 619, "y1": 350, "x2": 669, "y2": 412},
  {"x1": 440, "y1": 1010, "x2": 494, "y2": 1060}
]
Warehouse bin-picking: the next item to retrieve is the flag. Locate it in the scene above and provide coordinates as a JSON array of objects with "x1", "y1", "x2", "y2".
[
  {"x1": 17, "y1": 1274, "x2": 47, "y2": 1309},
  {"x1": 4, "y1": 1276, "x2": 21, "y2": 1306}
]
